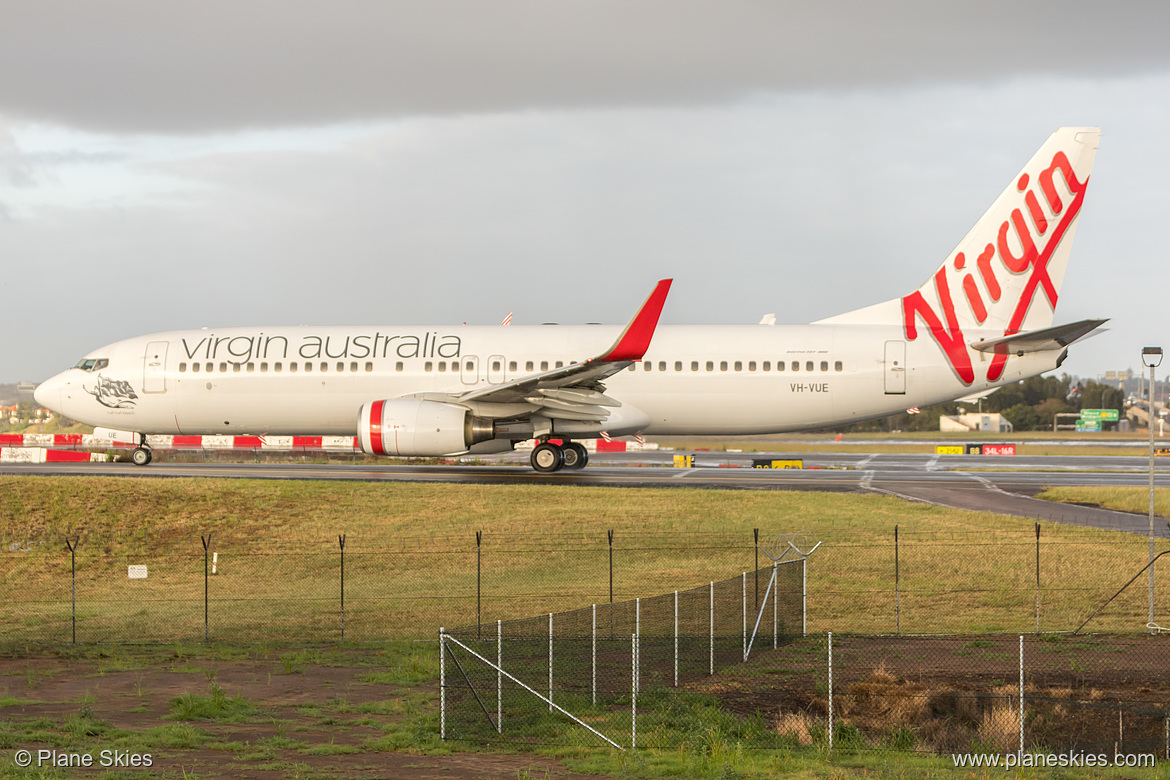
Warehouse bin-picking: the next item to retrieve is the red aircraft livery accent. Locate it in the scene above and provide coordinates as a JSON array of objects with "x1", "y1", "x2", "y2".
[
  {"x1": 901, "y1": 150, "x2": 1089, "y2": 385},
  {"x1": 368, "y1": 400, "x2": 386, "y2": 456},
  {"x1": 598, "y1": 279, "x2": 673, "y2": 362}
]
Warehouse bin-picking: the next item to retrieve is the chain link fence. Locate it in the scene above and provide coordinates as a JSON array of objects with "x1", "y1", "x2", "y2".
[{"x1": 441, "y1": 559, "x2": 808, "y2": 749}]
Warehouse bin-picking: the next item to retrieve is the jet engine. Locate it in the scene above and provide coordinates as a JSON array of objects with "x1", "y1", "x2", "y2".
[{"x1": 357, "y1": 399, "x2": 496, "y2": 457}]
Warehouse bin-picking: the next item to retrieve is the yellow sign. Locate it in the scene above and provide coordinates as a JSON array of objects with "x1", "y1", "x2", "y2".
[
  {"x1": 753, "y1": 459, "x2": 803, "y2": 469},
  {"x1": 936, "y1": 445, "x2": 964, "y2": 455},
  {"x1": 673, "y1": 455, "x2": 694, "y2": 468}
]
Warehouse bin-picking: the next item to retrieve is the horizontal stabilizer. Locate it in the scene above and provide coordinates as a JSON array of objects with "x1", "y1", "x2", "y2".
[{"x1": 970, "y1": 318, "x2": 1108, "y2": 356}]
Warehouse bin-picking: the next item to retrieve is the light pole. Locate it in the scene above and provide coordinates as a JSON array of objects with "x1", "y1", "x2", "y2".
[{"x1": 1142, "y1": 346, "x2": 1163, "y2": 632}]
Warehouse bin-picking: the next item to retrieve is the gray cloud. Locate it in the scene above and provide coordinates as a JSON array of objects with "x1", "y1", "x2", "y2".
[{"x1": 2, "y1": 1, "x2": 1169, "y2": 133}]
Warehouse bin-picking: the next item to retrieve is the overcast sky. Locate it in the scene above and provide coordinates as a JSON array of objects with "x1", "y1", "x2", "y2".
[{"x1": 4, "y1": 1, "x2": 1169, "y2": 384}]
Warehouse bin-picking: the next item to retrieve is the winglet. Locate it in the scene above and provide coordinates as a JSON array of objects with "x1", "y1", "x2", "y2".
[{"x1": 598, "y1": 279, "x2": 673, "y2": 362}]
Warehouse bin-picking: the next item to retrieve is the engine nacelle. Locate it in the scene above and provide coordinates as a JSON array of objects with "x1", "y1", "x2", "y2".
[{"x1": 357, "y1": 399, "x2": 495, "y2": 457}]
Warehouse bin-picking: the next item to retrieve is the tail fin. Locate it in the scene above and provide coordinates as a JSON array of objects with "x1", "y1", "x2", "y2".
[
  {"x1": 818, "y1": 127, "x2": 1099, "y2": 329},
  {"x1": 816, "y1": 127, "x2": 1100, "y2": 381}
]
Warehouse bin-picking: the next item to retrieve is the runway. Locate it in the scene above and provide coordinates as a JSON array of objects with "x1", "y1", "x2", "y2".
[{"x1": 4, "y1": 450, "x2": 1169, "y2": 538}]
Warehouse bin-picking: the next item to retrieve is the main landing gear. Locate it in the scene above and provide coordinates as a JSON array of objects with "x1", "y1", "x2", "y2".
[
  {"x1": 131, "y1": 434, "x2": 153, "y2": 466},
  {"x1": 530, "y1": 441, "x2": 589, "y2": 473}
]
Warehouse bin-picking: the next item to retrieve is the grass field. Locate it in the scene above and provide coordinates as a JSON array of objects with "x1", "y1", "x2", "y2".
[
  {"x1": 3, "y1": 477, "x2": 1169, "y2": 642},
  {"x1": 4, "y1": 476, "x2": 1170, "y2": 778}
]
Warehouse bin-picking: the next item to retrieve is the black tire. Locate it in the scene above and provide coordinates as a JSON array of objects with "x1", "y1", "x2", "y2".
[
  {"x1": 562, "y1": 442, "x2": 589, "y2": 470},
  {"x1": 530, "y1": 442, "x2": 565, "y2": 473},
  {"x1": 131, "y1": 447, "x2": 152, "y2": 466}
]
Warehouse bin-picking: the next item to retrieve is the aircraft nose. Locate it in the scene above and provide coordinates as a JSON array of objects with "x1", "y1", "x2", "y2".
[{"x1": 33, "y1": 375, "x2": 62, "y2": 412}]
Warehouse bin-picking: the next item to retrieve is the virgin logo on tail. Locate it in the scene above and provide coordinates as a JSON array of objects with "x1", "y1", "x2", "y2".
[{"x1": 902, "y1": 147, "x2": 1090, "y2": 385}]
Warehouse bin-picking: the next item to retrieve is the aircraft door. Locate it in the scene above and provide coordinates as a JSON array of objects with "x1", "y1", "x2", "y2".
[
  {"x1": 143, "y1": 341, "x2": 169, "y2": 393},
  {"x1": 461, "y1": 355, "x2": 479, "y2": 385},
  {"x1": 883, "y1": 340, "x2": 906, "y2": 395},
  {"x1": 487, "y1": 355, "x2": 505, "y2": 384}
]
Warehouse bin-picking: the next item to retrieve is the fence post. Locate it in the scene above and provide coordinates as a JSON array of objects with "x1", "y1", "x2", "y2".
[
  {"x1": 673, "y1": 590, "x2": 678, "y2": 687},
  {"x1": 201, "y1": 534, "x2": 212, "y2": 643},
  {"x1": 631, "y1": 633, "x2": 638, "y2": 750},
  {"x1": 709, "y1": 581, "x2": 714, "y2": 675},
  {"x1": 497, "y1": 619, "x2": 502, "y2": 733},
  {"x1": 338, "y1": 534, "x2": 346, "y2": 640},
  {"x1": 635, "y1": 597, "x2": 641, "y2": 694},
  {"x1": 742, "y1": 572, "x2": 747, "y2": 661},
  {"x1": 802, "y1": 556, "x2": 807, "y2": 637},
  {"x1": 476, "y1": 531, "x2": 482, "y2": 640},
  {"x1": 592, "y1": 605, "x2": 597, "y2": 705},
  {"x1": 65, "y1": 537, "x2": 79, "y2": 645},
  {"x1": 1018, "y1": 635, "x2": 1024, "y2": 759},
  {"x1": 754, "y1": 527, "x2": 759, "y2": 613},
  {"x1": 828, "y1": 631, "x2": 833, "y2": 754},
  {"x1": 895, "y1": 525, "x2": 900, "y2": 635},
  {"x1": 608, "y1": 530, "x2": 614, "y2": 639},
  {"x1": 1035, "y1": 523, "x2": 1041, "y2": 633},
  {"x1": 772, "y1": 561, "x2": 778, "y2": 649},
  {"x1": 439, "y1": 627, "x2": 446, "y2": 740},
  {"x1": 548, "y1": 612, "x2": 553, "y2": 713}
]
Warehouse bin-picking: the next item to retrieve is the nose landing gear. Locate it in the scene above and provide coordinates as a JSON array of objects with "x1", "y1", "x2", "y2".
[{"x1": 131, "y1": 434, "x2": 153, "y2": 466}]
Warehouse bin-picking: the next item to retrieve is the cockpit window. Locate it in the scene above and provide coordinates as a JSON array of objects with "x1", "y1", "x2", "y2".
[{"x1": 73, "y1": 358, "x2": 109, "y2": 372}]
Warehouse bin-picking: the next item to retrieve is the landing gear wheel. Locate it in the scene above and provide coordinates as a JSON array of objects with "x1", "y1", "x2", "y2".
[
  {"x1": 131, "y1": 447, "x2": 153, "y2": 466},
  {"x1": 530, "y1": 442, "x2": 565, "y2": 473},
  {"x1": 561, "y1": 442, "x2": 589, "y2": 470}
]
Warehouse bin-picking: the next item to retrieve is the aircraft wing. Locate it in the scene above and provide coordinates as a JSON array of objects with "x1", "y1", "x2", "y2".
[
  {"x1": 970, "y1": 318, "x2": 1108, "y2": 356},
  {"x1": 403, "y1": 279, "x2": 672, "y2": 423}
]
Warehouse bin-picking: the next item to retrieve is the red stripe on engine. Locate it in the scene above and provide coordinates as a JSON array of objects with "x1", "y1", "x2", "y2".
[{"x1": 369, "y1": 400, "x2": 386, "y2": 455}]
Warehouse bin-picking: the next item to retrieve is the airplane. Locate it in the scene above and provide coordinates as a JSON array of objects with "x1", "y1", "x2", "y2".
[{"x1": 35, "y1": 127, "x2": 1105, "y2": 473}]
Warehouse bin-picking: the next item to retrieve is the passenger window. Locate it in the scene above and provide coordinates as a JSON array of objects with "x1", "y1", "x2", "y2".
[
  {"x1": 290, "y1": 363, "x2": 298, "y2": 373},
  {"x1": 350, "y1": 362, "x2": 357, "y2": 372},
  {"x1": 425, "y1": 362, "x2": 433, "y2": 372},
  {"x1": 835, "y1": 361, "x2": 843, "y2": 372},
  {"x1": 541, "y1": 361, "x2": 548, "y2": 371},
  {"x1": 719, "y1": 361, "x2": 727, "y2": 371},
  {"x1": 192, "y1": 363, "x2": 200, "y2": 373},
  {"x1": 555, "y1": 361, "x2": 563, "y2": 368},
  {"x1": 232, "y1": 363, "x2": 241, "y2": 372},
  {"x1": 791, "y1": 362, "x2": 798, "y2": 372},
  {"x1": 628, "y1": 364, "x2": 636, "y2": 371},
  {"x1": 643, "y1": 361, "x2": 652, "y2": 371},
  {"x1": 806, "y1": 361, "x2": 814, "y2": 371},
  {"x1": 219, "y1": 363, "x2": 227, "y2": 372},
  {"x1": 338, "y1": 362, "x2": 345, "y2": 372},
  {"x1": 305, "y1": 362, "x2": 313, "y2": 372},
  {"x1": 366, "y1": 362, "x2": 374, "y2": 372},
  {"x1": 675, "y1": 361, "x2": 682, "y2": 372},
  {"x1": 492, "y1": 361, "x2": 501, "y2": 371},
  {"x1": 275, "y1": 362, "x2": 282, "y2": 372},
  {"x1": 820, "y1": 361, "x2": 828, "y2": 372},
  {"x1": 438, "y1": 362, "x2": 446, "y2": 372},
  {"x1": 659, "y1": 361, "x2": 667, "y2": 372},
  {"x1": 734, "y1": 361, "x2": 742, "y2": 372},
  {"x1": 320, "y1": 362, "x2": 328, "y2": 372},
  {"x1": 762, "y1": 361, "x2": 770, "y2": 371},
  {"x1": 526, "y1": 361, "x2": 534, "y2": 371},
  {"x1": 509, "y1": 361, "x2": 517, "y2": 372},
  {"x1": 261, "y1": 362, "x2": 268, "y2": 372},
  {"x1": 247, "y1": 363, "x2": 255, "y2": 372},
  {"x1": 396, "y1": 362, "x2": 404, "y2": 372},
  {"x1": 691, "y1": 361, "x2": 699, "y2": 372},
  {"x1": 466, "y1": 361, "x2": 475, "y2": 372},
  {"x1": 706, "y1": 361, "x2": 714, "y2": 371},
  {"x1": 179, "y1": 363, "x2": 187, "y2": 373}
]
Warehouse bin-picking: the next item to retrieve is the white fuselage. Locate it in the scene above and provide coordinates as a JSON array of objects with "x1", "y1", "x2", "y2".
[{"x1": 36, "y1": 322, "x2": 1062, "y2": 438}]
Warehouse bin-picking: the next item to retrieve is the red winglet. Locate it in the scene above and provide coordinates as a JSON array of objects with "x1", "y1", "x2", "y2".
[{"x1": 598, "y1": 279, "x2": 672, "y2": 362}]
